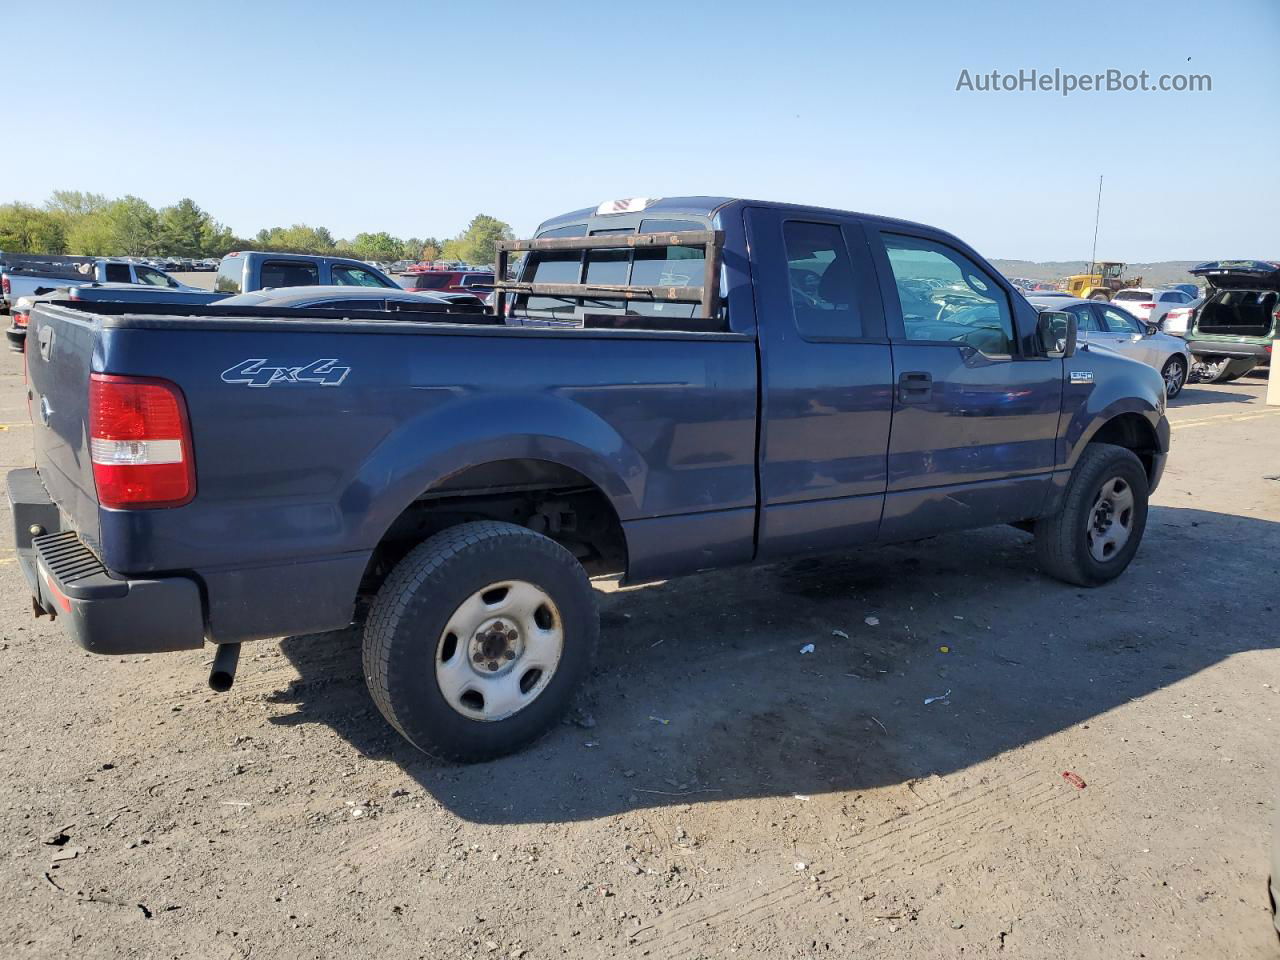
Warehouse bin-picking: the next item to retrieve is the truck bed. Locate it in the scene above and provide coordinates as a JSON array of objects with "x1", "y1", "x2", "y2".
[{"x1": 24, "y1": 300, "x2": 757, "y2": 643}]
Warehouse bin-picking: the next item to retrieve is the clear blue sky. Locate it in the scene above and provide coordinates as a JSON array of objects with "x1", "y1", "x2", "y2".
[{"x1": 7, "y1": 0, "x2": 1277, "y2": 261}]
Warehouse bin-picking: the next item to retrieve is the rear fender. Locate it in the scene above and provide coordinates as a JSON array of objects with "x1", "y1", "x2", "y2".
[{"x1": 345, "y1": 392, "x2": 646, "y2": 551}]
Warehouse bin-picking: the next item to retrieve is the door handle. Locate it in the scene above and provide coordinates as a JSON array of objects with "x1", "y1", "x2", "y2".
[{"x1": 898, "y1": 371, "x2": 932, "y2": 403}]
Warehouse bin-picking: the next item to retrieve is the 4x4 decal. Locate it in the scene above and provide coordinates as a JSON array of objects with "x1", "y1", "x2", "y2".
[{"x1": 221, "y1": 358, "x2": 350, "y2": 388}]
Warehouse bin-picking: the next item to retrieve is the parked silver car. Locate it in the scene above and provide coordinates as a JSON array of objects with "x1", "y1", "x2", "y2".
[{"x1": 1027, "y1": 295, "x2": 1193, "y2": 398}]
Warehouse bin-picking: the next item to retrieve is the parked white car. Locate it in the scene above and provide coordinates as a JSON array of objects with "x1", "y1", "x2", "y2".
[
  {"x1": 1110, "y1": 288, "x2": 1197, "y2": 328},
  {"x1": 1160, "y1": 297, "x2": 1203, "y2": 337},
  {"x1": 1028, "y1": 295, "x2": 1193, "y2": 398}
]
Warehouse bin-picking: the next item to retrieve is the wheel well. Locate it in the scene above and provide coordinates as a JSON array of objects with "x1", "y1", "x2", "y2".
[
  {"x1": 360, "y1": 459, "x2": 628, "y2": 597},
  {"x1": 1088, "y1": 414, "x2": 1160, "y2": 480}
]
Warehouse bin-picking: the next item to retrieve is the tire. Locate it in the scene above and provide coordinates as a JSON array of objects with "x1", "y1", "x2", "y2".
[
  {"x1": 1089, "y1": 291, "x2": 1110, "y2": 301},
  {"x1": 1161, "y1": 355, "x2": 1187, "y2": 399},
  {"x1": 362, "y1": 521, "x2": 599, "y2": 762},
  {"x1": 1034, "y1": 443, "x2": 1149, "y2": 587}
]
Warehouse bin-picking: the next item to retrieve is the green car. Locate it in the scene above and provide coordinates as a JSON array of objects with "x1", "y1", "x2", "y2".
[{"x1": 1185, "y1": 260, "x2": 1279, "y2": 383}]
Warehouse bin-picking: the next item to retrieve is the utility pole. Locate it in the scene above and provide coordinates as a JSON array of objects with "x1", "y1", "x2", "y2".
[{"x1": 1089, "y1": 174, "x2": 1103, "y2": 278}]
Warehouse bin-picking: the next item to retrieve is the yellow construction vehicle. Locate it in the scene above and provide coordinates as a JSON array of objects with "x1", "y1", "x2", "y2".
[{"x1": 1064, "y1": 262, "x2": 1143, "y2": 301}]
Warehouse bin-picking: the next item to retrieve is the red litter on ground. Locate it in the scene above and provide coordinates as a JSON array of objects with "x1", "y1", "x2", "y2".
[{"x1": 1061, "y1": 771, "x2": 1087, "y2": 789}]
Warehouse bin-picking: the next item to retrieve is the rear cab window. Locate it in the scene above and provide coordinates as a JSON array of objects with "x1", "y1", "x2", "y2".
[
  {"x1": 104, "y1": 263, "x2": 131, "y2": 283},
  {"x1": 261, "y1": 260, "x2": 319, "y2": 289},
  {"x1": 515, "y1": 218, "x2": 714, "y2": 326},
  {"x1": 782, "y1": 221, "x2": 862, "y2": 339},
  {"x1": 1113, "y1": 290, "x2": 1150, "y2": 302}
]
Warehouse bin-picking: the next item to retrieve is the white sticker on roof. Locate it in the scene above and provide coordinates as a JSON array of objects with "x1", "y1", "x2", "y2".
[{"x1": 595, "y1": 197, "x2": 659, "y2": 216}]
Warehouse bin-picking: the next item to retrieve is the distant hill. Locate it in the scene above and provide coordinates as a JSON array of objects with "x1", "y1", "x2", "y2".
[{"x1": 990, "y1": 259, "x2": 1205, "y2": 290}]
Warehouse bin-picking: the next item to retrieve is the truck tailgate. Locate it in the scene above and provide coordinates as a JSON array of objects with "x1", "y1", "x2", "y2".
[{"x1": 25, "y1": 305, "x2": 102, "y2": 550}]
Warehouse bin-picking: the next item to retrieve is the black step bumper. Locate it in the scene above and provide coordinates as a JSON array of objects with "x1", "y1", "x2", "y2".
[{"x1": 8, "y1": 468, "x2": 205, "y2": 654}]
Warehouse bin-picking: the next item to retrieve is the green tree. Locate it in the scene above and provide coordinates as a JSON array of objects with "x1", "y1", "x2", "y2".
[
  {"x1": 45, "y1": 190, "x2": 109, "y2": 222},
  {"x1": 102, "y1": 196, "x2": 161, "y2": 256},
  {"x1": 65, "y1": 213, "x2": 118, "y2": 256},
  {"x1": 254, "y1": 224, "x2": 336, "y2": 253},
  {"x1": 0, "y1": 203, "x2": 66, "y2": 252},
  {"x1": 159, "y1": 198, "x2": 216, "y2": 257},
  {"x1": 442, "y1": 215, "x2": 513, "y2": 265},
  {"x1": 352, "y1": 231, "x2": 404, "y2": 262}
]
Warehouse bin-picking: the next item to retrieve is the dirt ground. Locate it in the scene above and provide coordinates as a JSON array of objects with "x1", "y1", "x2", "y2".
[{"x1": 0, "y1": 348, "x2": 1277, "y2": 960}]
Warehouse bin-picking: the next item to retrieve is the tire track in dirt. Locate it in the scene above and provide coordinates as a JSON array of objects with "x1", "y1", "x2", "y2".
[{"x1": 633, "y1": 765, "x2": 1084, "y2": 954}]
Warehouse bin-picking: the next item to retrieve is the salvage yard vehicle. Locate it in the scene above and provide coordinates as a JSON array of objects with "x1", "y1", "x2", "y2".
[
  {"x1": 213, "y1": 251, "x2": 398, "y2": 294},
  {"x1": 217, "y1": 285, "x2": 486, "y2": 314},
  {"x1": 396, "y1": 266, "x2": 495, "y2": 296},
  {"x1": 9, "y1": 196, "x2": 1170, "y2": 763},
  {"x1": 1027, "y1": 294, "x2": 1193, "y2": 398},
  {"x1": 1064, "y1": 261, "x2": 1143, "y2": 301},
  {"x1": 1110, "y1": 287, "x2": 1197, "y2": 329},
  {"x1": 1, "y1": 254, "x2": 196, "y2": 313},
  {"x1": 1185, "y1": 260, "x2": 1279, "y2": 383},
  {"x1": 5, "y1": 283, "x2": 230, "y2": 353}
]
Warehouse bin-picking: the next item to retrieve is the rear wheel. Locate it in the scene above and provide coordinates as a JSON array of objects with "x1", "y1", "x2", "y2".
[
  {"x1": 1161, "y1": 355, "x2": 1187, "y2": 398},
  {"x1": 362, "y1": 521, "x2": 599, "y2": 762},
  {"x1": 1034, "y1": 443, "x2": 1149, "y2": 587},
  {"x1": 1089, "y1": 291, "x2": 1110, "y2": 301}
]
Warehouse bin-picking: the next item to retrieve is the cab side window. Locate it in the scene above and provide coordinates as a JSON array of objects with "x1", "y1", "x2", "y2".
[
  {"x1": 332, "y1": 265, "x2": 387, "y2": 287},
  {"x1": 882, "y1": 234, "x2": 1014, "y2": 356},
  {"x1": 782, "y1": 221, "x2": 862, "y2": 339}
]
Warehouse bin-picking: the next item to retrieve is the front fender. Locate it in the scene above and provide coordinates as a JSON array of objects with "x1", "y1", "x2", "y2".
[
  {"x1": 1060, "y1": 348, "x2": 1169, "y2": 471},
  {"x1": 343, "y1": 390, "x2": 648, "y2": 550}
]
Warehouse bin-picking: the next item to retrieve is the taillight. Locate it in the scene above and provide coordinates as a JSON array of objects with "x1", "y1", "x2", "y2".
[
  {"x1": 1138, "y1": 302, "x2": 1155, "y2": 309},
  {"x1": 1, "y1": 275, "x2": 9, "y2": 296},
  {"x1": 89, "y1": 374, "x2": 195, "y2": 508},
  {"x1": 13, "y1": 310, "x2": 28, "y2": 328}
]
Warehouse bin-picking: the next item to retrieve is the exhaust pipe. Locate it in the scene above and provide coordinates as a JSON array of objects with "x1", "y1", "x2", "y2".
[{"x1": 208, "y1": 643, "x2": 241, "y2": 692}]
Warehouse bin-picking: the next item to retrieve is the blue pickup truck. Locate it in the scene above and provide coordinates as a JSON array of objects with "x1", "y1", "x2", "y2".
[{"x1": 10, "y1": 196, "x2": 1170, "y2": 762}]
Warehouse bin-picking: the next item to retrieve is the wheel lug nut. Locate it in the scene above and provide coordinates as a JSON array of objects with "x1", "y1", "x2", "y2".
[
  {"x1": 503, "y1": 650, "x2": 515, "y2": 661},
  {"x1": 506, "y1": 630, "x2": 518, "y2": 642},
  {"x1": 487, "y1": 661, "x2": 499, "y2": 672},
  {"x1": 473, "y1": 651, "x2": 484, "y2": 663}
]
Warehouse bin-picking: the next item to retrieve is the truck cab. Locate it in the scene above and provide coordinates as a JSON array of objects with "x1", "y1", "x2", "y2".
[{"x1": 213, "y1": 251, "x2": 399, "y2": 295}]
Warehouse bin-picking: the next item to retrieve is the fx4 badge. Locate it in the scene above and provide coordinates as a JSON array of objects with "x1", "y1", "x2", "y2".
[
  {"x1": 1069, "y1": 370, "x2": 1094, "y2": 384},
  {"x1": 221, "y1": 358, "x2": 350, "y2": 388}
]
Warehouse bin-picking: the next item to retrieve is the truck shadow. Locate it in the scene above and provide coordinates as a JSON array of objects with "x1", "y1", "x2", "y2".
[{"x1": 270, "y1": 505, "x2": 1278, "y2": 825}]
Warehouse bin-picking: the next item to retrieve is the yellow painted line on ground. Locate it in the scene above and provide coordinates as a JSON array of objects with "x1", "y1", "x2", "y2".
[
  {"x1": 1171, "y1": 408, "x2": 1280, "y2": 430},
  {"x1": 0, "y1": 422, "x2": 32, "y2": 430}
]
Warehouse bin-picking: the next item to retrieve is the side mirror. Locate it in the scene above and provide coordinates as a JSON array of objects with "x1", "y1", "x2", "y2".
[
  {"x1": 1143, "y1": 322, "x2": 1158, "y2": 336},
  {"x1": 1037, "y1": 310, "x2": 1076, "y2": 358}
]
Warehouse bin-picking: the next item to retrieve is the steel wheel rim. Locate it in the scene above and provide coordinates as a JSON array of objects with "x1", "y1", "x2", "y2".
[
  {"x1": 1086, "y1": 476, "x2": 1134, "y2": 563},
  {"x1": 434, "y1": 580, "x2": 564, "y2": 722},
  {"x1": 1164, "y1": 359, "x2": 1185, "y2": 396}
]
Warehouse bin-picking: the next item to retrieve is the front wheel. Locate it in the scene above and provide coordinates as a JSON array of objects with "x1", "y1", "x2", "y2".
[
  {"x1": 1161, "y1": 355, "x2": 1187, "y2": 399},
  {"x1": 362, "y1": 521, "x2": 599, "y2": 762},
  {"x1": 1034, "y1": 443, "x2": 1149, "y2": 587}
]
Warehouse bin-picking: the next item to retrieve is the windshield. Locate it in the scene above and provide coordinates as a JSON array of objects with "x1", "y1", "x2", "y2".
[{"x1": 1113, "y1": 290, "x2": 1150, "y2": 301}]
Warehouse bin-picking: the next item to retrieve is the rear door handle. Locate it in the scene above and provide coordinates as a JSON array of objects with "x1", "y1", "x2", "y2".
[{"x1": 898, "y1": 371, "x2": 932, "y2": 403}]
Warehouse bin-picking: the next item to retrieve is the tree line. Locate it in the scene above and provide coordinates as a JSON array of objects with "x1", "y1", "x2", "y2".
[{"x1": 0, "y1": 192, "x2": 515, "y2": 266}]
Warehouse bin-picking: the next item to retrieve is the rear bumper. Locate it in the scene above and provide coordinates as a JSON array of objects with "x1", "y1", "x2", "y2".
[
  {"x1": 6, "y1": 325, "x2": 25, "y2": 353},
  {"x1": 1187, "y1": 338, "x2": 1271, "y2": 360},
  {"x1": 8, "y1": 468, "x2": 205, "y2": 654}
]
